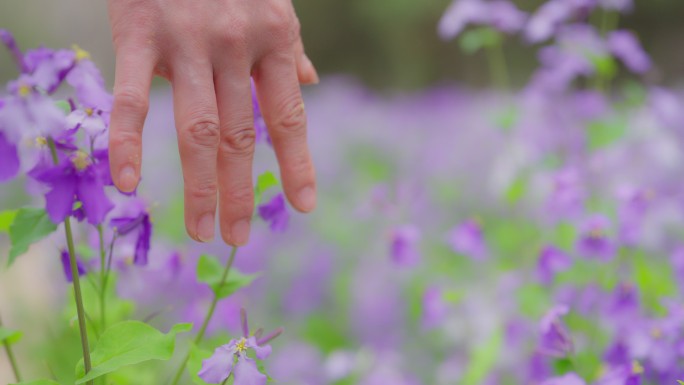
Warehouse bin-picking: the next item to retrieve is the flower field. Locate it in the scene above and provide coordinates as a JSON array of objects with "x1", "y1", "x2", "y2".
[{"x1": 1, "y1": 1, "x2": 684, "y2": 384}]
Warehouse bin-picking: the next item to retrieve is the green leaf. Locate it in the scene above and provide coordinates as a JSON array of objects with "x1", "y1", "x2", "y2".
[
  {"x1": 75, "y1": 322, "x2": 192, "y2": 384},
  {"x1": 505, "y1": 176, "x2": 527, "y2": 205},
  {"x1": 254, "y1": 171, "x2": 280, "y2": 205},
  {"x1": 196, "y1": 255, "x2": 259, "y2": 299},
  {"x1": 462, "y1": 328, "x2": 503, "y2": 385},
  {"x1": 677, "y1": 381, "x2": 684, "y2": 385},
  {"x1": 188, "y1": 344, "x2": 213, "y2": 385},
  {"x1": 8, "y1": 208, "x2": 58, "y2": 266},
  {"x1": 459, "y1": 27, "x2": 502, "y2": 54},
  {"x1": 0, "y1": 326, "x2": 22, "y2": 345},
  {"x1": 55, "y1": 100, "x2": 71, "y2": 115},
  {"x1": 0, "y1": 209, "x2": 18, "y2": 233},
  {"x1": 587, "y1": 119, "x2": 627, "y2": 150},
  {"x1": 633, "y1": 251, "x2": 677, "y2": 314},
  {"x1": 11, "y1": 380, "x2": 62, "y2": 385}
]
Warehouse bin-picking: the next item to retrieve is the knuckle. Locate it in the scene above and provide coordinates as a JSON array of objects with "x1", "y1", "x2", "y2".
[
  {"x1": 285, "y1": 151, "x2": 313, "y2": 176},
  {"x1": 188, "y1": 180, "x2": 218, "y2": 200},
  {"x1": 217, "y1": 16, "x2": 248, "y2": 47},
  {"x1": 275, "y1": 96, "x2": 306, "y2": 135},
  {"x1": 220, "y1": 126, "x2": 256, "y2": 154},
  {"x1": 110, "y1": 130, "x2": 142, "y2": 148},
  {"x1": 184, "y1": 119, "x2": 221, "y2": 148},
  {"x1": 225, "y1": 185, "x2": 254, "y2": 206},
  {"x1": 265, "y1": 4, "x2": 296, "y2": 40},
  {"x1": 114, "y1": 87, "x2": 149, "y2": 114}
]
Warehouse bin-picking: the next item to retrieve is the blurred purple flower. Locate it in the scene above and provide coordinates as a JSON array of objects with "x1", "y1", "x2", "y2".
[
  {"x1": 269, "y1": 343, "x2": 325, "y2": 385},
  {"x1": 670, "y1": 246, "x2": 684, "y2": 284},
  {"x1": 65, "y1": 49, "x2": 113, "y2": 110},
  {"x1": 540, "y1": 372, "x2": 586, "y2": 385},
  {"x1": 438, "y1": 0, "x2": 526, "y2": 40},
  {"x1": 60, "y1": 249, "x2": 86, "y2": 283},
  {"x1": 0, "y1": 131, "x2": 19, "y2": 182},
  {"x1": 526, "y1": 0, "x2": 597, "y2": 43},
  {"x1": 608, "y1": 30, "x2": 651, "y2": 74},
  {"x1": 421, "y1": 286, "x2": 449, "y2": 329},
  {"x1": 546, "y1": 167, "x2": 586, "y2": 220},
  {"x1": 389, "y1": 224, "x2": 421, "y2": 267},
  {"x1": 617, "y1": 187, "x2": 652, "y2": 246},
  {"x1": 595, "y1": 362, "x2": 643, "y2": 385},
  {"x1": 0, "y1": 29, "x2": 26, "y2": 71},
  {"x1": 251, "y1": 79, "x2": 270, "y2": 145},
  {"x1": 23, "y1": 48, "x2": 75, "y2": 92},
  {"x1": 29, "y1": 149, "x2": 114, "y2": 225},
  {"x1": 257, "y1": 193, "x2": 290, "y2": 232},
  {"x1": 537, "y1": 245, "x2": 572, "y2": 285},
  {"x1": 0, "y1": 76, "x2": 66, "y2": 142},
  {"x1": 575, "y1": 214, "x2": 616, "y2": 261},
  {"x1": 199, "y1": 310, "x2": 277, "y2": 384},
  {"x1": 538, "y1": 304, "x2": 574, "y2": 357},
  {"x1": 110, "y1": 199, "x2": 152, "y2": 266},
  {"x1": 447, "y1": 219, "x2": 487, "y2": 260}
]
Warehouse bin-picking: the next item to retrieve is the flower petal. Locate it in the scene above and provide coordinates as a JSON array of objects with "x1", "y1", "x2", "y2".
[
  {"x1": 198, "y1": 345, "x2": 235, "y2": 384},
  {"x1": 234, "y1": 356, "x2": 268, "y2": 385}
]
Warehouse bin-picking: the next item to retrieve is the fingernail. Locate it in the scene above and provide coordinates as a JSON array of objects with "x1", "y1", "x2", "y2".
[
  {"x1": 119, "y1": 165, "x2": 137, "y2": 192},
  {"x1": 231, "y1": 219, "x2": 251, "y2": 246},
  {"x1": 197, "y1": 213, "x2": 215, "y2": 242},
  {"x1": 303, "y1": 54, "x2": 319, "y2": 85},
  {"x1": 298, "y1": 186, "x2": 317, "y2": 212}
]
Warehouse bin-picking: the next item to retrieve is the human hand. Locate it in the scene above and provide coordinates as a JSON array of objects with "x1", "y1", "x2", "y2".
[{"x1": 107, "y1": 0, "x2": 318, "y2": 246}]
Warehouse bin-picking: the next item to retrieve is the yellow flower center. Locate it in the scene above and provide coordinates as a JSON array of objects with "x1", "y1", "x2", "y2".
[
  {"x1": 589, "y1": 228, "x2": 604, "y2": 239},
  {"x1": 35, "y1": 136, "x2": 48, "y2": 147},
  {"x1": 18, "y1": 84, "x2": 31, "y2": 97},
  {"x1": 632, "y1": 360, "x2": 644, "y2": 375},
  {"x1": 85, "y1": 107, "x2": 94, "y2": 116},
  {"x1": 650, "y1": 327, "x2": 663, "y2": 339},
  {"x1": 235, "y1": 338, "x2": 248, "y2": 354},
  {"x1": 72, "y1": 45, "x2": 91, "y2": 61},
  {"x1": 71, "y1": 151, "x2": 91, "y2": 171}
]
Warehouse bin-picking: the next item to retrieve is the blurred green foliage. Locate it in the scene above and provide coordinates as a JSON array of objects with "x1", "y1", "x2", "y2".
[{"x1": 1, "y1": 0, "x2": 683, "y2": 90}]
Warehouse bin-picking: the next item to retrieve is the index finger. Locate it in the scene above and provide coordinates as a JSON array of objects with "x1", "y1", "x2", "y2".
[{"x1": 108, "y1": 45, "x2": 156, "y2": 192}]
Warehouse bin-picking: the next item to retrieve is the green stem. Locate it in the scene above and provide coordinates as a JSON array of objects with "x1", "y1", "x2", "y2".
[
  {"x1": 97, "y1": 225, "x2": 107, "y2": 330},
  {"x1": 0, "y1": 314, "x2": 22, "y2": 382},
  {"x1": 48, "y1": 138, "x2": 94, "y2": 385},
  {"x1": 486, "y1": 40, "x2": 510, "y2": 90},
  {"x1": 169, "y1": 247, "x2": 238, "y2": 385}
]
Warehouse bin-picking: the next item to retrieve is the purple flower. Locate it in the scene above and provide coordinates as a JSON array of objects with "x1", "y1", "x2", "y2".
[
  {"x1": 617, "y1": 187, "x2": 652, "y2": 246},
  {"x1": 546, "y1": 167, "x2": 586, "y2": 220},
  {"x1": 0, "y1": 29, "x2": 24, "y2": 71},
  {"x1": 439, "y1": 0, "x2": 526, "y2": 40},
  {"x1": 65, "y1": 48, "x2": 113, "y2": 110},
  {"x1": 421, "y1": 286, "x2": 449, "y2": 329},
  {"x1": 540, "y1": 372, "x2": 586, "y2": 385},
  {"x1": 575, "y1": 214, "x2": 616, "y2": 261},
  {"x1": 257, "y1": 193, "x2": 289, "y2": 232},
  {"x1": 22, "y1": 47, "x2": 76, "y2": 92},
  {"x1": 608, "y1": 30, "x2": 651, "y2": 74},
  {"x1": 110, "y1": 200, "x2": 152, "y2": 266},
  {"x1": 537, "y1": 245, "x2": 572, "y2": 285},
  {"x1": 389, "y1": 224, "x2": 421, "y2": 267},
  {"x1": 0, "y1": 76, "x2": 66, "y2": 142},
  {"x1": 29, "y1": 149, "x2": 114, "y2": 225},
  {"x1": 447, "y1": 219, "x2": 487, "y2": 260},
  {"x1": 60, "y1": 249, "x2": 86, "y2": 283},
  {"x1": 538, "y1": 304, "x2": 574, "y2": 357},
  {"x1": 199, "y1": 310, "x2": 279, "y2": 384},
  {"x1": 670, "y1": 247, "x2": 684, "y2": 284},
  {"x1": 525, "y1": 0, "x2": 597, "y2": 43},
  {"x1": 595, "y1": 362, "x2": 643, "y2": 385},
  {"x1": 0, "y1": 131, "x2": 19, "y2": 182},
  {"x1": 251, "y1": 79, "x2": 270, "y2": 145}
]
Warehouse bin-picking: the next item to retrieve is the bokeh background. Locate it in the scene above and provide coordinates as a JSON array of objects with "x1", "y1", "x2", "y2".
[
  {"x1": 1, "y1": 0, "x2": 683, "y2": 89},
  {"x1": 3, "y1": 1, "x2": 684, "y2": 384}
]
